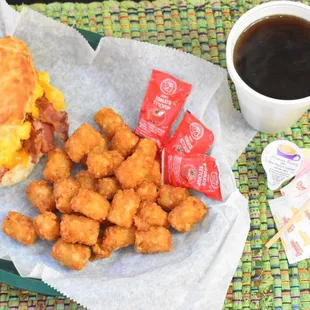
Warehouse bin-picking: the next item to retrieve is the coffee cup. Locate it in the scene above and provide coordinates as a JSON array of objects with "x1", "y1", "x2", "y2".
[{"x1": 226, "y1": 1, "x2": 310, "y2": 133}]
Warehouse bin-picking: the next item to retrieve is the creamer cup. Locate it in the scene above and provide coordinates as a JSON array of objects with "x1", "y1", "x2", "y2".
[{"x1": 262, "y1": 140, "x2": 303, "y2": 190}]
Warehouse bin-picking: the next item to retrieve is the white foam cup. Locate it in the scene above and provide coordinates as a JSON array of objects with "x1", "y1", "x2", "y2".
[{"x1": 226, "y1": 1, "x2": 310, "y2": 133}]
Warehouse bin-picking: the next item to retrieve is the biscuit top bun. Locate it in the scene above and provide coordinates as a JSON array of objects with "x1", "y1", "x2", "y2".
[{"x1": 0, "y1": 36, "x2": 37, "y2": 125}]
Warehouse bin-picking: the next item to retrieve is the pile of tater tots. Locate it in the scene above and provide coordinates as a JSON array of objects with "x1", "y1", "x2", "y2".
[{"x1": 2, "y1": 108, "x2": 208, "y2": 271}]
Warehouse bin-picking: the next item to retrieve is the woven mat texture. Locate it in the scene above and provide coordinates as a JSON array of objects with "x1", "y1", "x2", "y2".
[{"x1": 1, "y1": 1, "x2": 310, "y2": 309}]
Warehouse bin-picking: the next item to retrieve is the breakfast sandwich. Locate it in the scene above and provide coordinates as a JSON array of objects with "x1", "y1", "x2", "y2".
[{"x1": 0, "y1": 36, "x2": 69, "y2": 187}]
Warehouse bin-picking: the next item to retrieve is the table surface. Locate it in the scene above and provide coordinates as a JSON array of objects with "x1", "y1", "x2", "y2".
[{"x1": 1, "y1": 1, "x2": 310, "y2": 310}]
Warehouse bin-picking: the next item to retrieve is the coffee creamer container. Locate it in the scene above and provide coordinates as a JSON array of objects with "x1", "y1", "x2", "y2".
[{"x1": 262, "y1": 140, "x2": 303, "y2": 190}]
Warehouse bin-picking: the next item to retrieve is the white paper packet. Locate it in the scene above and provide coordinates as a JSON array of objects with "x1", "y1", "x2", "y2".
[
  {"x1": 281, "y1": 171, "x2": 310, "y2": 199},
  {"x1": 0, "y1": 2, "x2": 257, "y2": 309},
  {"x1": 269, "y1": 192, "x2": 310, "y2": 264}
]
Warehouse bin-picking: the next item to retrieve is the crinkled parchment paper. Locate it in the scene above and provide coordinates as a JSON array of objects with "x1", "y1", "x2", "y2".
[{"x1": 0, "y1": 1, "x2": 256, "y2": 309}]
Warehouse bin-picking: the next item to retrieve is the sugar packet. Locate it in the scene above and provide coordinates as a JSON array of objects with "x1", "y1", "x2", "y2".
[
  {"x1": 280, "y1": 172, "x2": 310, "y2": 199},
  {"x1": 280, "y1": 149, "x2": 310, "y2": 198},
  {"x1": 269, "y1": 171, "x2": 310, "y2": 264},
  {"x1": 295, "y1": 148, "x2": 310, "y2": 179}
]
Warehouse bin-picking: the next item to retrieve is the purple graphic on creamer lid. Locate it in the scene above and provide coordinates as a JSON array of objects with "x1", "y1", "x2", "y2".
[{"x1": 277, "y1": 144, "x2": 301, "y2": 161}]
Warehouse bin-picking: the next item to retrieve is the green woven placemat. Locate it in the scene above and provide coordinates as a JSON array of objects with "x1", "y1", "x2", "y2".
[{"x1": 1, "y1": 1, "x2": 310, "y2": 309}]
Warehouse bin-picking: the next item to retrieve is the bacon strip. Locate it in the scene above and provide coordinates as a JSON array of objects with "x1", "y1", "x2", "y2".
[
  {"x1": 36, "y1": 97, "x2": 69, "y2": 141},
  {"x1": 23, "y1": 119, "x2": 55, "y2": 164},
  {"x1": 33, "y1": 120, "x2": 55, "y2": 154},
  {"x1": 22, "y1": 97, "x2": 69, "y2": 164}
]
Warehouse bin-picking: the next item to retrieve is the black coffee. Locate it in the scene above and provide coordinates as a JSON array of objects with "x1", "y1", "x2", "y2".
[{"x1": 234, "y1": 15, "x2": 310, "y2": 100}]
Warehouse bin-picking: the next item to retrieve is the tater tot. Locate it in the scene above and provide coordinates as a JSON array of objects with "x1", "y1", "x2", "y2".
[
  {"x1": 94, "y1": 107, "x2": 125, "y2": 138},
  {"x1": 136, "y1": 181, "x2": 158, "y2": 203},
  {"x1": 115, "y1": 138, "x2": 157, "y2": 189},
  {"x1": 33, "y1": 212, "x2": 60, "y2": 241},
  {"x1": 97, "y1": 177, "x2": 120, "y2": 200},
  {"x1": 135, "y1": 227, "x2": 172, "y2": 254},
  {"x1": 43, "y1": 148, "x2": 72, "y2": 183},
  {"x1": 71, "y1": 188, "x2": 110, "y2": 222},
  {"x1": 91, "y1": 241, "x2": 112, "y2": 261},
  {"x1": 26, "y1": 180, "x2": 55, "y2": 213},
  {"x1": 168, "y1": 197, "x2": 208, "y2": 233},
  {"x1": 51, "y1": 239, "x2": 91, "y2": 270},
  {"x1": 134, "y1": 139, "x2": 157, "y2": 159},
  {"x1": 79, "y1": 136, "x2": 109, "y2": 166},
  {"x1": 157, "y1": 184, "x2": 189, "y2": 211},
  {"x1": 2, "y1": 212, "x2": 37, "y2": 246},
  {"x1": 75, "y1": 170, "x2": 97, "y2": 190},
  {"x1": 108, "y1": 189, "x2": 141, "y2": 228},
  {"x1": 144, "y1": 160, "x2": 161, "y2": 186},
  {"x1": 87, "y1": 150, "x2": 124, "y2": 178},
  {"x1": 90, "y1": 135, "x2": 109, "y2": 154},
  {"x1": 54, "y1": 177, "x2": 80, "y2": 214},
  {"x1": 134, "y1": 202, "x2": 169, "y2": 231},
  {"x1": 101, "y1": 225, "x2": 135, "y2": 251},
  {"x1": 111, "y1": 126, "x2": 139, "y2": 157},
  {"x1": 111, "y1": 151, "x2": 125, "y2": 169},
  {"x1": 65, "y1": 123, "x2": 106, "y2": 163},
  {"x1": 115, "y1": 154, "x2": 153, "y2": 189},
  {"x1": 60, "y1": 214, "x2": 99, "y2": 246}
]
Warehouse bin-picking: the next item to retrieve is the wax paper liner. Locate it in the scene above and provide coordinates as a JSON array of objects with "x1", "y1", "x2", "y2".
[{"x1": 0, "y1": 3, "x2": 256, "y2": 309}]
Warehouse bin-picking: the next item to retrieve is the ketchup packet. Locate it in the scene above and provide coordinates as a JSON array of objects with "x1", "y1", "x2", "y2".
[
  {"x1": 162, "y1": 148, "x2": 223, "y2": 201},
  {"x1": 135, "y1": 70, "x2": 192, "y2": 148},
  {"x1": 165, "y1": 110, "x2": 214, "y2": 154}
]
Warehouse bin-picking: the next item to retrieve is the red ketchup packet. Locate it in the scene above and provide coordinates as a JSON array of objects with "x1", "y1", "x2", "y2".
[
  {"x1": 165, "y1": 110, "x2": 214, "y2": 155},
  {"x1": 135, "y1": 69, "x2": 192, "y2": 148},
  {"x1": 162, "y1": 149, "x2": 223, "y2": 201}
]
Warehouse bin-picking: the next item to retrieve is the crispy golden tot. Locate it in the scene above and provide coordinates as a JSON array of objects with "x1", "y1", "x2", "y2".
[
  {"x1": 94, "y1": 107, "x2": 125, "y2": 138},
  {"x1": 26, "y1": 180, "x2": 55, "y2": 213},
  {"x1": 54, "y1": 177, "x2": 80, "y2": 214},
  {"x1": 135, "y1": 227, "x2": 172, "y2": 254},
  {"x1": 101, "y1": 225, "x2": 135, "y2": 251},
  {"x1": 33, "y1": 212, "x2": 60, "y2": 241},
  {"x1": 136, "y1": 181, "x2": 158, "y2": 203},
  {"x1": 108, "y1": 189, "x2": 141, "y2": 228},
  {"x1": 87, "y1": 150, "x2": 124, "y2": 178},
  {"x1": 43, "y1": 148, "x2": 72, "y2": 183},
  {"x1": 168, "y1": 197, "x2": 207, "y2": 233},
  {"x1": 134, "y1": 139, "x2": 157, "y2": 159},
  {"x1": 145, "y1": 160, "x2": 161, "y2": 186},
  {"x1": 51, "y1": 239, "x2": 91, "y2": 270},
  {"x1": 90, "y1": 136, "x2": 109, "y2": 154},
  {"x1": 60, "y1": 214, "x2": 99, "y2": 246},
  {"x1": 71, "y1": 188, "x2": 110, "y2": 222},
  {"x1": 65, "y1": 123, "x2": 106, "y2": 163},
  {"x1": 134, "y1": 202, "x2": 169, "y2": 231},
  {"x1": 91, "y1": 241, "x2": 112, "y2": 261},
  {"x1": 75, "y1": 170, "x2": 97, "y2": 191},
  {"x1": 115, "y1": 139, "x2": 157, "y2": 189},
  {"x1": 111, "y1": 126, "x2": 139, "y2": 157},
  {"x1": 157, "y1": 184, "x2": 189, "y2": 211},
  {"x1": 2, "y1": 212, "x2": 37, "y2": 246},
  {"x1": 115, "y1": 155, "x2": 153, "y2": 189},
  {"x1": 97, "y1": 177, "x2": 120, "y2": 200}
]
